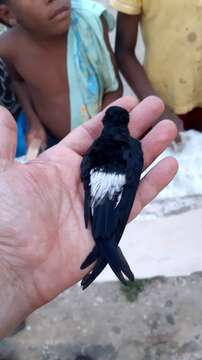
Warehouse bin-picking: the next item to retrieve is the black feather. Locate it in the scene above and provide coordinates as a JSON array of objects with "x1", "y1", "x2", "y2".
[
  {"x1": 80, "y1": 106, "x2": 144, "y2": 289},
  {"x1": 80, "y1": 246, "x2": 99, "y2": 269},
  {"x1": 81, "y1": 258, "x2": 107, "y2": 290}
]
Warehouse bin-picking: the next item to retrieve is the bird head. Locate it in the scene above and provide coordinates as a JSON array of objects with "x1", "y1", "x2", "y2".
[{"x1": 103, "y1": 106, "x2": 129, "y2": 128}]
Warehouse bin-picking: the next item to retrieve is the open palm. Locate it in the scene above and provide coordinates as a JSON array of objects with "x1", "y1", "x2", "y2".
[{"x1": 0, "y1": 97, "x2": 178, "y2": 323}]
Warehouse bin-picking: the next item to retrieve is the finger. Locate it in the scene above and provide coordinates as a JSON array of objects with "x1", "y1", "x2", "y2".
[
  {"x1": 129, "y1": 157, "x2": 178, "y2": 221},
  {"x1": 142, "y1": 119, "x2": 177, "y2": 170},
  {"x1": 0, "y1": 106, "x2": 17, "y2": 160},
  {"x1": 61, "y1": 96, "x2": 138, "y2": 155},
  {"x1": 26, "y1": 138, "x2": 42, "y2": 161},
  {"x1": 128, "y1": 96, "x2": 165, "y2": 138},
  {"x1": 63, "y1": 96, "x2": 164, "y2": 156}
]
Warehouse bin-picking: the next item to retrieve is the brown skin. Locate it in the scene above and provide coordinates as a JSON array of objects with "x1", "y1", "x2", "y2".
[
  {"x1": 115, "y1": 12, "x2": 184, "y2": 140},
  {"x1": 0, "y1": 0, "x2": 122, "y2": 148}
]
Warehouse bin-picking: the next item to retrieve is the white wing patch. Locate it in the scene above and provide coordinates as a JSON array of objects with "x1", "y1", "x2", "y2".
[{"x1": 90, "y1": 169, "x2": 126, "y2": 212}]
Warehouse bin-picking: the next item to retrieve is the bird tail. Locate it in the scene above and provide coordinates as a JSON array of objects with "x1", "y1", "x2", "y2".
[
  {"x1": 81, "y1": 242, "x2": 134, "y2": 290},
  {"x1": 81, "y1": 257, "x2": 107, "y2": 290},
  {"x1": 80, "y1": 246, "x2": 99, "y2": 270},
  {"x1": 98, "y1": 242, "x2": 135, "y2": 285}
]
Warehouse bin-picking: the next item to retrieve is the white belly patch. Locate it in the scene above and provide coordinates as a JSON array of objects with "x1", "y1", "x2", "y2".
[{"x1": 90, "y1": 169, "x2": 126, "y2": 211}]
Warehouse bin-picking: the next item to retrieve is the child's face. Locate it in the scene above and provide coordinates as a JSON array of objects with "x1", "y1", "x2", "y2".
[{"x1": 7, "y1": 0, "x2": 71, "y2": 36}]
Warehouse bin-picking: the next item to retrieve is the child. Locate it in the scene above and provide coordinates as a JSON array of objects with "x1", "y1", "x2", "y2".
[
  {"x1": 110, "y1": 0, "x2": 202, "y2": 134},
  {"x1": 0, "y1": 0, "x2": 122, "y2": 153}
]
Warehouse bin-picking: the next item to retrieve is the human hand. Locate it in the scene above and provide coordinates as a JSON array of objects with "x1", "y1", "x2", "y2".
[{"x1": 0, "y1": 97, "x2": 178, "y2": 337}]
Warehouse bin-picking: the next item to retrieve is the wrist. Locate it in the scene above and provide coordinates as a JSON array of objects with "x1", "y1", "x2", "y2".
[{"x1": 0, "y1": 261, "x2": 36, "y2": 338}]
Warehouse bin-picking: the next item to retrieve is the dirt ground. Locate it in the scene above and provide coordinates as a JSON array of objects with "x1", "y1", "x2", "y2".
[{"x1": 2, "y1": 273, "x2": 202, "y2": 360}]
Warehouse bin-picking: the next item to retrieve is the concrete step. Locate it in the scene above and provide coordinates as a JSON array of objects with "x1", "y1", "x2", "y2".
[{"x1": 2, "y1": 273, "x2": 202, "y2": 360}]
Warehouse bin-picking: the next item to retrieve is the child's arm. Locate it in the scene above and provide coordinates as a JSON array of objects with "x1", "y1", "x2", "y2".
[
  {"x1": 13, "y1": 78, "x2": 47, "y2": 152},
  {"x1": 0, "y1": 34, "x2": 47, "y2": 155},
  {"x1": 101, "y1": 16, "x2": 123, "y2": 109},
  {"x1": 115, "y1": 13, "x2": 184, "y2": 134}
]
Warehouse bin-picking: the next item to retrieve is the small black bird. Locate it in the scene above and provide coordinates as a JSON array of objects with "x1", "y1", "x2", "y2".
[{"x1": 80, "y1": 106, "x2": 144, "y2": 290}]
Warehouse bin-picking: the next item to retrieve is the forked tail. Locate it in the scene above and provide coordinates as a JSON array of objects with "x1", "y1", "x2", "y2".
[{"x1": 81, "y1": 241, "x2": 134, "y2": 290}]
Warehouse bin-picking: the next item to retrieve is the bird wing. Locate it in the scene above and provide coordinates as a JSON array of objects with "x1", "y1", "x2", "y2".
[
  {"x1": 92, "y1": 137, "x2": 143, "y2": 243},
  {"x1": 80, "y1": 151, "x2": 93, "y2": 228},
  {"x1": 116, "y1": 137, "x2": 144, "y2": 237}
]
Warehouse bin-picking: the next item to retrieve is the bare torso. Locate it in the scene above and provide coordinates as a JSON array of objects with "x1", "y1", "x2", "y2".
[
  {"x1": 8, "y1": 28, "x2": 70, "y2": 139},
  {"x1": 0, "y1": 21, "x2": 122, "y2": 140}
]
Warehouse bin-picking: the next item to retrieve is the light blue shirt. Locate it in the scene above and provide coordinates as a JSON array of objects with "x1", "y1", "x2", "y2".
[{"x1": 68, "y1": 0, "x2": 119, "y2": 129}]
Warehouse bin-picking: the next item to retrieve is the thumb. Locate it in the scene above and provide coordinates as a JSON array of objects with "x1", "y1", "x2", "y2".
[{"x1": 0, "y1": 107, "x2": 17, "y2": 160}]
